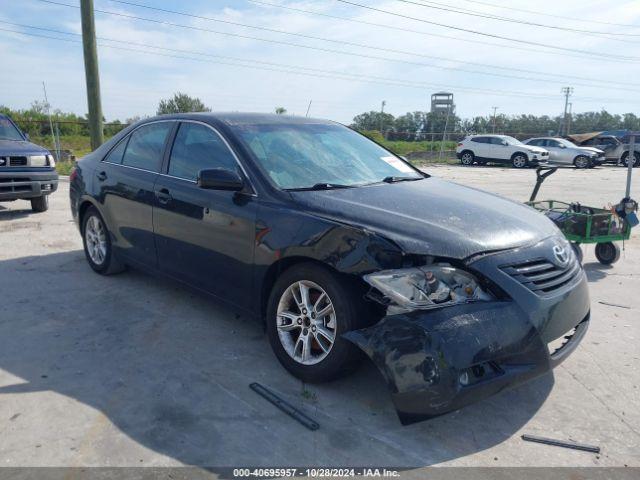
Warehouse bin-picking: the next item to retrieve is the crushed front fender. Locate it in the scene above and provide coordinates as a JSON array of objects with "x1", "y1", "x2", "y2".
[{"x1": 343, "y1": 301, "x2": 589, "y2": 425}]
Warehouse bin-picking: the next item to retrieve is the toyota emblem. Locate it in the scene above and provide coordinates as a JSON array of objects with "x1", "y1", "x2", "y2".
[{"x1": 553, "y1": 244, "x2": 569, "y2": 267}]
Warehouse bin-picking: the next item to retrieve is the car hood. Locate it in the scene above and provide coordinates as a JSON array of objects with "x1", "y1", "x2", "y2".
[
  {"x1": 290, "y1": 177, "x2": 559, "y2": 259},
  {"x1": 0, "y1": 139, "x2": 49, "y2": 157},
  {"x1": 579, "y1": 147, "x2": 604, "y2": 155}
]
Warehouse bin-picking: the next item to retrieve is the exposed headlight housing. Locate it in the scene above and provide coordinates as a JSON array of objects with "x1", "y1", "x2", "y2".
[
  {"x1": 47, "y1": 154, "x2": 56, "y2": 167},
  {"x1": 364, "y1": 264, "x2": 495, "y2": 312}
]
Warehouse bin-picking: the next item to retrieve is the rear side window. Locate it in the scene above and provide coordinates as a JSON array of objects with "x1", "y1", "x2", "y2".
[
  {"x1": 168, "y1": 122, "x2": 238, "y2": 181},
  {"x1": 104, "y1": 137, "x2": 128, "y2": 164},
  {"x1": 527, "y1": 139, "x2": 542, "y2": 146},
  {"x1": 122, "y1": 122, "x2": 173, "y2": 172},
  {"x1": 471, "y1": 137, "x2": 487, "y2": 143}
]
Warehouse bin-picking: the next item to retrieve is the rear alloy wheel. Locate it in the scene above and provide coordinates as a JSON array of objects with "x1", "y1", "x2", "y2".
[
  {"x1": 512, "y1": 154, "x2": 528, "y2": 168},
  {"x1": 82, "y1": 207, "x2": 125, "y2": 275},
  {"x1": 574, "y1": 155, "x2": 590, "y2": 169},
  {"x1": 30, "y1": 195, "x2": 49, "y2": 213},
  {"x1": 595, "y1": 242, "x2": 620, "y2": 265},
  {"x1": 267, "y1": 263, "x2": 364, "y2": 383},
  {"x1": 460, "y1": 151, "x2": 474, "y2": 166}
]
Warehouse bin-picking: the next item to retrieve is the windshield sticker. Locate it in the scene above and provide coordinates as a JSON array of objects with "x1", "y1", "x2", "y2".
[{"x1": 381, "y1": 156, "x2": 414, "y2": 173}]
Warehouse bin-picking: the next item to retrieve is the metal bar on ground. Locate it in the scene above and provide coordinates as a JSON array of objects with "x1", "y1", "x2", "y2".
[
  {"x1": 521, "y1": 434, "x2": 600, "y2": 453},
  {"x1": 250, "y1": 382, "x2": 320, "y2": 431}
]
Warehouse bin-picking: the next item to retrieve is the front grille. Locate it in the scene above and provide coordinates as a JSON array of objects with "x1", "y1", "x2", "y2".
[
  {"x1": 501, "y1": 256, "x2": 581, "y2": 295},
  {"x1": 8, "y1": 156, "x2": 28, "y2": 166}
]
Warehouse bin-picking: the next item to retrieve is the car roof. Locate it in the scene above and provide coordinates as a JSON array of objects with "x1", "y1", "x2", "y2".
[{"x1": 146, "y1": 112, "x2": 337, "y2": 126}]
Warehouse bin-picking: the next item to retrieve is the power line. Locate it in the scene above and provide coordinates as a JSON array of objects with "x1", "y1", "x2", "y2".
[
  {"x1": 245, "y1": 0, "x2": 636, "y2": 63},
  {"x1": 393, "y1": 0, "x2": 640, "y2": 39},
  {"x1": 0, "y1": 26, "x2": 631, "y2": 104},
  {"x1": 8, "y1": 19, "x2": 640, "y2": 95},
  {"x1": 31, "y1": 1, "x2": 640, "y2": 90},
  {"x1": 334, "y1": 0, "x2": 639, "y2": 61},
  {"x1": 455, "y1": 0, "x2": 640, "y2": 29}
]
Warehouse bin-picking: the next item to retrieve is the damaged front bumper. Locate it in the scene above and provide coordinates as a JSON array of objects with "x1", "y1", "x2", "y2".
[{"x1": 344, "y1": 247, "x2": 590, "y2": 425}]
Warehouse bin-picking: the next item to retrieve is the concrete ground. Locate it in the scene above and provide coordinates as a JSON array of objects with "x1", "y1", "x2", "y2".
[{"x1": 0, "y1": 165, "x2": 638, "y2": 469}]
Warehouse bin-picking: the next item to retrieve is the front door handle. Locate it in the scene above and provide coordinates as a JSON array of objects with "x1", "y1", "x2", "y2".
[
  {"x1": 156, "y1": 188, "x2": 172, "y2": 205},
  {"x1": 97, "y1": 171, "x2": 107, "y2": 181}
]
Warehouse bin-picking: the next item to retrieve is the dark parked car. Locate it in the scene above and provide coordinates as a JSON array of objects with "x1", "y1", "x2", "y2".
[
  {"x1": 70, "y1": 113, "x2": 590, "y2": 424},
  {"x1": 0, "y1": 114, "x2": 58, "y2": 212}
]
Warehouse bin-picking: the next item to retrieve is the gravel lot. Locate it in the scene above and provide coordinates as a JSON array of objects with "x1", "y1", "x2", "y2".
[{"x1": 0, "y1": 165, "x2": 638, "y2": 469}]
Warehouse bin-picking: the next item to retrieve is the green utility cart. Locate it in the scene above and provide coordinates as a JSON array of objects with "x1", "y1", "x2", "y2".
[{"x1": 527, "y1": 166, "x2": 635, "y2": 265}]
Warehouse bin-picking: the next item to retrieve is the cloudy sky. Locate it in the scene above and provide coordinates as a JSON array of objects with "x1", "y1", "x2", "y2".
[{"x1": 1, "y1": 0, "x2": 639, "y2": 123}]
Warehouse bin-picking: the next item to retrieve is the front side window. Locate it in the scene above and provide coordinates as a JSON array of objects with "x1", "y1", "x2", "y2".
[
  {"x1": 0, "y1": 117, "x2": 25, "y2": 141},
  {"x1": 122, "y1": 122, "x2": 173, "y2": 172},
  {"x1": 527, "y1": 139, "x2": 542, "y2": 146},
  {"x1": 236, "y1": 123, "x2": 422, "y2": 190},
  {"x1": 168, "y1": 123, "x2": 238, "y2": 181},
  {"x1": 547, "y1": 140, "x2": 561, "y2": 148}
]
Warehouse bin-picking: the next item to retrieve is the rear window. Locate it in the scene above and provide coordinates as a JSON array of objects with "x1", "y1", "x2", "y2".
[{"x1": 122, "y1": 122, "x2": 173, "y2": 172}]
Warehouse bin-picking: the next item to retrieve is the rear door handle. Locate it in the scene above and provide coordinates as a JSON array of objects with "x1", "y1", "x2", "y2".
[
  {"x1": 156, "y1": 188, "x2": 172, "y2": 205},
  {"x1": 97, "y1": 171, "x2": 107, "y2": 181}
]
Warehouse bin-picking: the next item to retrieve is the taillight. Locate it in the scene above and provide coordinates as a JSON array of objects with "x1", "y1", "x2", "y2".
[
  {"x1": 457, "y1": 143, "x2": 463, "y2": 147},
  {"x1": 69, "y1": 167, "x2": 78, "y2": 182}
]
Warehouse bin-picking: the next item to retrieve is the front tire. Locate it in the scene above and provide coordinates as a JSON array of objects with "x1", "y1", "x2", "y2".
[
  {"x1": 511, "y1": 153, "x2": 528, "y2": 168},
  {"x1": 460, "y1": 151, "x2": 474, "y2": 166},
  {"x1": 30, "y1": 195, "x2": 49, "y2": 212},
  {"x1": 82, "y1": 207, "x2": 125, "y2": 275},
  {"x1": 266, "y1": 263, "x2": 364, "y2": 383},
  {"x1": 574, "y1": 155, "x2": 590, "y2": 169}
]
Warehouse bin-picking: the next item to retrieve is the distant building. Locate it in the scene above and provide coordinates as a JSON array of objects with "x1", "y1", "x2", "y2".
[{"x1": 430, "y1": 92, "x2": 455, "y2": 115}]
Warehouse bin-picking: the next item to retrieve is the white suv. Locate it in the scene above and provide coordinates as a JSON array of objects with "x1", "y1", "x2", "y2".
[{"x1": 456, "y1": 135, "x2": 549, "y2": 168}]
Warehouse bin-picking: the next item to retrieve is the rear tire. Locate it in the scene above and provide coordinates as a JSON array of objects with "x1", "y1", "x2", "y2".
[
  {"x1": 595, "y1": 242, "x2": 620, "y2": 265},
  {"x1": 30, "y1": 195, "x2": 49, "y2": 212},
  {"x1": 266, "y1": 263, "x2": 365, "y2": 383},
  {"x1": 573, "y1": 155, "x2": 590, "y2": 169},
  {"x1": 82, "y1": 207, "x2": 126, "y2": 275},
  {"x1": 460, "y1": 151, "x2": 474, "y2": 166},
  {"x1": 511, "y1": 153, "x2": 528, "y2": 168}
]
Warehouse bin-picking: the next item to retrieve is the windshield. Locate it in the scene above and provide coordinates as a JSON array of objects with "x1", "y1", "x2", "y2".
[
  {"x1": 0, "y1": 117, "x2": 25, "y2": 141},
  {"x1": 557, "y1": 138, "x2": 577, "y2": 147},
  {"x1": 236, "y1": 123, "x2": 422, "y2": 190}
]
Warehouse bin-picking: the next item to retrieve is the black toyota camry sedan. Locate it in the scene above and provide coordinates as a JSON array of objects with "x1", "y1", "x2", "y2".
[{"x1": 70, "y1": 113, "x2": 590, "y2": 424}]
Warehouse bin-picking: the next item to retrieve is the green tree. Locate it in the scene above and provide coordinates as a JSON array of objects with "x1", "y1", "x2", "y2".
[
  {"x1": 351, "y1": 111, "x2": 396, "y2": 133},
  {"x1": 275, "y1": 107, "x2": 287, "y2": 114},
  {"x1": 157, "y1": 92, "x2": 210, "y2": 115}
]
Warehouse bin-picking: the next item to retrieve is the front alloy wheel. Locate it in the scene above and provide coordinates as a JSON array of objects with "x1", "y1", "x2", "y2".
[
  {"x1": 574, "y1": 155, "x2": 590, "y2": 169},
  {"x1": 512, "y1": 154, "x2": 528, "y2": 168},
  {"x1": 266, "y1": 263, "x2": 364, "y2": 382},
  {"x1": 276, "y1": 280, "x2": 336, "y2": 365}
]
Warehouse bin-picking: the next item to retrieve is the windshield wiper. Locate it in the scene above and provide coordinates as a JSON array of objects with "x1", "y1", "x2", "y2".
[
  {"x1": 286, "y1": 182, "x2": 354, "y2": 192},
  {"x1": 382, "y1": 176, "x2": 423, "y2": 183}
]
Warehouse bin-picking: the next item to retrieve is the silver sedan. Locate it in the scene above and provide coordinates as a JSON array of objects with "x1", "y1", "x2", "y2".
[{"x1": 524, "y1": 137, "x2": 603, "y2": 168}]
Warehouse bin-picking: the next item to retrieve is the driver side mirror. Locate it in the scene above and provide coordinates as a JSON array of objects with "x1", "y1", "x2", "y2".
[
  {"x1": 197, "y1": 168, "x2": 244, "y2": 191},
  {"x1": 501, "y1": 140, "x2": 508, "y2": 146},
  {"x1": 24, "y1": 133, "x2": 30, "y2": 141}
]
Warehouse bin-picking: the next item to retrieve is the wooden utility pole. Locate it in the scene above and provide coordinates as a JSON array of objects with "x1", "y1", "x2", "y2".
[{"x1": 80, "y1": 0, "x2": 104, "y2": 150}]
